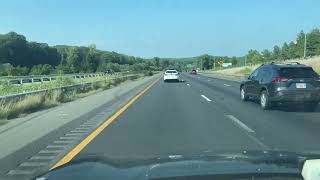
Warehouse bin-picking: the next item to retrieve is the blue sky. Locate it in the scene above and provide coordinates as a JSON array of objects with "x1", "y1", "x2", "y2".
[{"x1": 1, "y1": 0, "x2": 319, "y2": 58}]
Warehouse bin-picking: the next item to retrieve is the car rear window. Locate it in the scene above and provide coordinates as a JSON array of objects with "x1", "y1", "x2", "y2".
[
  {"x1": 166, "y1": 70, "x2": 177, "y2": 74},
  {"x1": 279, "y1": 67, "x2": 318, "y2": 78}
]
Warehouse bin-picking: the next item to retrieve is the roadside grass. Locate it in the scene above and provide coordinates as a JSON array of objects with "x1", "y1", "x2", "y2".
[
  {"x1": 0, "y1": 120, "x2": 9, "y2": 125},
  {"x1": 0, "y1": 74, "x2": 142, "y2": 122},
  {"x1": 235, "y1": 67, "x2": 253, "y2": 76},
  {"x1": 0, "y1": 94, "x2": 45, "y2": 119}
]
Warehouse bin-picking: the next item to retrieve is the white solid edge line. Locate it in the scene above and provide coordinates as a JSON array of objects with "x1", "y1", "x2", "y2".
[
  {"x1": 224, "y1": 84, "x2": 231, "y2": 87},
  {"x1": 226, "y1": 115, "x2": 254, "y2": 133},
  {"x1": 201, "y1": 95, "x2": 212, "y2": 102}
]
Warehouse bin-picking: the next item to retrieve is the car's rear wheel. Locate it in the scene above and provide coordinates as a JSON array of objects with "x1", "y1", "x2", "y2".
[
  {"x1": 260, "y1": 91, "x2": 272, "y2": 110},
  {"x1": 240, "y1": 87, "x2": 248, "y2": 101}
]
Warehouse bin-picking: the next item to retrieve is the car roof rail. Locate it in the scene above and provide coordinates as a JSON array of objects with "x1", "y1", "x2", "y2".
[
  {"x1": 286, "y1": 62, "x2": 301, "y2": 65},
  {"x1": 270, "y1": 61, "x2": 302, "y2": 65}
]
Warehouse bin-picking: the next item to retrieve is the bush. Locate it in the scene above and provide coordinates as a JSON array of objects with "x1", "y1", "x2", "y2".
[
  {"x1": 144, "y1": 71, "x2": 153, "y2": 76},
  {"x1": 30, "y1": 64, "x2": 53, "y2": 75}
]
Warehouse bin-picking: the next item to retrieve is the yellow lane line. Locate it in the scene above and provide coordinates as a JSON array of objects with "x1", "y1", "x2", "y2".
[{"x1": 50, "y1": 78, "x2": 160, "y2": 170}]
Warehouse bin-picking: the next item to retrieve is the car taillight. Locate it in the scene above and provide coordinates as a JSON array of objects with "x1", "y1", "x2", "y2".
[{"x1": 272, "y1": 77, "x2": 289, "y2": 82}]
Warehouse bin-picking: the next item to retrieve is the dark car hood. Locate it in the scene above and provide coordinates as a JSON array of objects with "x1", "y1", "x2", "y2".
[{"x1": 36, "y1": 150, "x2": 320, "y2": 180}]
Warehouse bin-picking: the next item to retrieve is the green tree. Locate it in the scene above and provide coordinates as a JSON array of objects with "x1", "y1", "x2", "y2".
[
  {"x1": 30, "y1": 64, "x2": 53, "y2": 75},
  {"x1": 306, "y1": 29, "x2": 320, "y2": 56},
  {"x1": 280, "y1": 43, "x2": 290, "y2": 60},
  {"x1": 272, "y1": 45, "x2": 281, "y2": 60},
  {"x1": 65, "y1": 47, "x2": 81, "y2": 73},
  {"x1": 261, "y1": 49, "x2": 272, "y2": 62},
  {"x1": 295, "y1": 31, "x2": 306, "y2": 58},
  {"x1": 153, "y1": 57, "x2": 160, "y2": 69},
  {"x1": 247, "y1": 50, "x2": 262, "y2": 64},
  {"x1": 161, "y1": 60, "x2": 170, "y2": 70},
  {"x1": 231, "y1": 57, "x2": 238, "y2": 66}
]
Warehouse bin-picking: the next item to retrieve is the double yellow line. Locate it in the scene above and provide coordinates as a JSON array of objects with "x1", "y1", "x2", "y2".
[{"x1": 50, "y1": 78, "x2": 159, "y2": 170}]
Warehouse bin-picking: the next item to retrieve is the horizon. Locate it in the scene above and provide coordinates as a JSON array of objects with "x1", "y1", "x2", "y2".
[{"x1": 1, "y1": 0, "x2": 320, "y2": 58}]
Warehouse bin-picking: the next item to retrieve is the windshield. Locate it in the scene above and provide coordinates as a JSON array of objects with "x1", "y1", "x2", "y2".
[
  {"x1": 1, "y1": 1, "x2": 320, "y2": 180},
  {"x1": 279, "y1": 67, "x2": 318, "y2": 78}
]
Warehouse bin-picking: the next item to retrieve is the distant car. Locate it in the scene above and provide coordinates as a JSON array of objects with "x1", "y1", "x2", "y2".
[
  {"x1": 240, "y1": 62, "x2": 320, "y2": 110},
  {"x1": 164, "y1": 69, "x2": 179, "y2": 82},
  {"x1": 190, "y1": 70, "x2": 197, "y2": 75}
]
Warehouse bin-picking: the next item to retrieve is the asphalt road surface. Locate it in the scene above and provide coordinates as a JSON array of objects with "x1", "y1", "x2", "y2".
[
  {"x1": 3, "y1": 72, "x2": 320, "y2": 179},
  {"x1": 76, "y1": 73, "x2": 320, "y2": 160}
]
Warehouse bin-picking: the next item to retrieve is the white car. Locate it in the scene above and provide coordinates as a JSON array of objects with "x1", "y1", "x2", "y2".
[{"x1": 164, "y1": 69, "x2": 179, "y2": 82}]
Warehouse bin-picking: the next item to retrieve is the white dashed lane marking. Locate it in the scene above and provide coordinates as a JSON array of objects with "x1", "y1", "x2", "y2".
[
  {"x1": 226, "y1": 115, "x2": 254, "y2": 133},
  {"x1": 225, "y1": 115, "x2": 270, "y2": 150},
  {"x1": 201, "y1": 95, "x2": 212, "y2": 102},
  {"x1": 223, "y1": 84, "x2": 231, "y2": 87}
]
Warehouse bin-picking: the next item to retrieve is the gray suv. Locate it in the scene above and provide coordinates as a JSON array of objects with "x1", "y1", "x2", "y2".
[{"x1": 240, "y1": 62, "x2": 320, "y2": 110}]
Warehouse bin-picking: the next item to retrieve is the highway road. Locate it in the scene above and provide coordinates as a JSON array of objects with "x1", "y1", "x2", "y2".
[
  {"x1": 75, "y1": 73, "x2": 320, "y2": 159},
  {"x1": 3, "y1": 73, "x2": 320, "y2": 179}
]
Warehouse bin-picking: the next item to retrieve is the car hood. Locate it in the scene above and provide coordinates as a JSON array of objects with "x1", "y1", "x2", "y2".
[{"x1": 36, "y1": 150, "x2": 320, "y2": 180}]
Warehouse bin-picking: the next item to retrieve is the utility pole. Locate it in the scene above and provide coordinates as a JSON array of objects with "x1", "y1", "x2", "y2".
[
  {"x1": 213, "y1": 56, "x2": 216, "y2": 70},
  {"x1": 303, "y1": 33, "x2": 307, "y2": 59}
]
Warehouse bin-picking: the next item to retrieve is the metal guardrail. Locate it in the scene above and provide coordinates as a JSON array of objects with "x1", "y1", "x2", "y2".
[
  {"x1": 0, "y1": 75, "x2": 139, "y2": 102},
  {"x1": 0, "y1": 72, "x2": 123, "y2": 80},
  {"x1": 1, "y1": 72, "x2": 123, "y2": 86}
]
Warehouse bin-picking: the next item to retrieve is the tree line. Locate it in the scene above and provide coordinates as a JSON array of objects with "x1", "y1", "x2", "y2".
[
  {"x1": 246, "y1": 29, "x2": 320, "y2": 65},
  {"x1": 195, "y1": 28, "x2": 320, "y2": 70},
  {"x1": 3, "y1": 29, "x2": 318, "y2": 75},
  {"x1": 0, "y1": 32, "x2": 176, "y2": 76}
]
